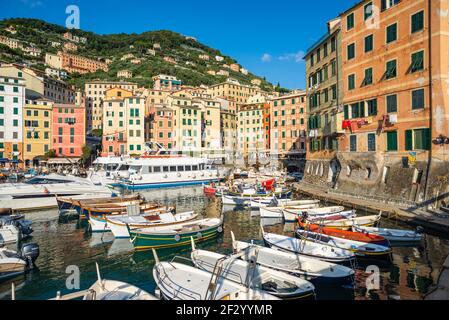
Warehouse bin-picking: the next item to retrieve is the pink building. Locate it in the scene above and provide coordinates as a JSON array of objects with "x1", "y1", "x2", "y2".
[
  {"x1": 152, "y1": 74, "x2": 182, "y2": 91},
  {"x1": 52, "y1": 103, "x2": 86, "y2": 157},
  {"x1": 147, "y1": 104, "x2": 174, "y2": 150}
]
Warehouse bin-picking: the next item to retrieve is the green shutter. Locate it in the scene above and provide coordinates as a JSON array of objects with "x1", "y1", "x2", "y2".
[
  {"x1": 387, "y1": 131, "x2": 398, "y2": 151},
  {"x1": 424, "y1": 128, "x2": 431, "y2": 151},
  {"x1": 344, "y1": 105, "x2": 349, "y2": 120},
  {"x1": 405, "y1": 130, "x2": 413, "y2": 151}
]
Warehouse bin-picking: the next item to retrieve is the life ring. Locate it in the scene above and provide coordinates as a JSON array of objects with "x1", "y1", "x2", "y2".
[
  {"x1": 164, "y1": 174, "x2": 168, "y2": 179},
  {"x1": 196, "y1": 232, "x2": 203, "y2": 239},
  {"x1": 174, "y1": 234, "x2": 181, "y2": 242},
  {"x1": 217, "y1": 226, "x2": 223, "y2": 233},
  {"x1": 177, "y1": 173, "x2": 181, "y2": 178}
]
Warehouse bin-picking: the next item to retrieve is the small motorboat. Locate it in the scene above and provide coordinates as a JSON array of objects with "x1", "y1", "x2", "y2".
[
  {"x1": 0, "y1": 216, "x2": 33, "y2": 244},
  {"x1": 283, "y1": 210, "x2": 356, "y2": 223},
  {"x1": 299, "y1": 221, "x2": 389, "y2": 246},
  {"x1": 105, "y1": 211, "x2": 198, "y2": 238},
  {"x1": 296, "y1": 229, "x2": 392, "y2": 259},
  {"x1": 128, "y1": 218, "x2": 224, "y2": 251},
  {"x1": 249, "y1": 197, "x2": 275, "y2": 209},
  {"x1": 273, "y1": 199, "x2": 320, "y2": 207},
  {"x1": 313, "y1": 214, "x2": 382, "y2": 230},
  {"x1": 0, "y1": 224, "x2": 20, "y2": 245},
  {"x1": 87, "y1": 203, "x2": 175, "y2": 233},
  {"x1": 0, "y1": 243, "x2": 40, "y2": 282},
  {"x1": 286, "y1": 206, "x2": 345, "y2": 217},
  {"x1": 84, "y1": 263, "x2": 157, "y2": 300},
  {"x1": 231, "y1": 232, "x2": 354, "y2": 285},
  {"x1": 51, "y1": 263, "x2": 157, "y2": 300},
  {"x1": 152, "y1": 250, "x2": 279, "y2": 300},
  {"x1": 191, "y1": 239, "x2": 315, "y2": 300},
  {"x1": 260, "y1": 204, "x2": 321, "y2": 219},
  {"x1": 262, "y1": 228, "x2": 355, "y2": 264},
  {"x1": 203, "y1": 184, "x2": 217, "y2": 195},
  {"x1": 353, "y1": 225, "x2": 423, "y2": 244}
]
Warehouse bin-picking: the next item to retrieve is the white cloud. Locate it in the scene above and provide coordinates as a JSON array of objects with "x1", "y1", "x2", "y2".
[
  {"x1": 19, "y1": 0, "x2": 43, "y2": 8},
  {"x1": 261, "y1": 53, "x2": 272, "y2": 63},
  {"x1": 278, "y1": 51, "x2": 305, "y2": 63}
]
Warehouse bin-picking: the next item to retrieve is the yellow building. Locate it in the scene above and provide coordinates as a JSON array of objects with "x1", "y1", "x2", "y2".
[
  {"x1": 207, "y1": 78, "x2": 265, "y2": 104},
  {"x1": 23, "y1": 99, "x2": 53, "y2": 165}
]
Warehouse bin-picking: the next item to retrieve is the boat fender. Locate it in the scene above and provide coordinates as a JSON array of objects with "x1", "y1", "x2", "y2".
[
  {"x1": 177, "y1": 173, "x2": 181, "y2": 178},
  {"x1": 164, "y1": 174, "x2": 168, "y2": 179},
  {"x1": 174, "y1": 234, "x2": 181, "y2": 242},
  {"x1": 196, "y1": 232, "x2": 203, "y2": 239},
  {"x1": 217, "y1": 226, "x2": 223, "y2": 233}
]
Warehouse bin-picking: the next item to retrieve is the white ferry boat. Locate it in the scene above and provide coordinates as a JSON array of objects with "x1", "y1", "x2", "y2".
[
  {"x1": 88, "y1": 156, "x2": 128, "y2": 186},
  {"x1": 116, "y1": 156, "x2": 228, "y2": 190}
]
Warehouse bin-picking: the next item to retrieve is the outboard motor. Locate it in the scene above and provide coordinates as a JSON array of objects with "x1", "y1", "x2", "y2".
[
  {"x1": 16, "y1": 220, "x2": 34, "y2": 237},
  {"x1": 20, "y1": 243, "x2": 40, "y2": 267}
]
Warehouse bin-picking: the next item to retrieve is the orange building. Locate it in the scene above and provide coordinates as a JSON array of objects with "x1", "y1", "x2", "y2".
[
  {"x1": 270, "y1": 91, "x2": 307, "y2": 158},
  {"x1": 333, "y1": 0, "x2": 449, "y2": 204}
]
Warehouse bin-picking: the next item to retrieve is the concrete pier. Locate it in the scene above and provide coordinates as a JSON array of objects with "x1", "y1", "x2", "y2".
[
  {"x1": 294, "y1": 182, "x2": 449, "y2": 234},
  {"x1": 425, "y1": 255, "x2": 449, "y2": 300}
]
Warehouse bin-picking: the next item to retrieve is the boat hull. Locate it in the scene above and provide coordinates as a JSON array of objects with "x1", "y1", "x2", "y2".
[
  {"x1": 120, "y1": 178, "x2": 223, "y2": 190},
  {"x1": 260, "y1": 207, "x2": 283, "y2": 219},
  {"x1": 129, "y1": 224, "x2": 224, "y2": 251}
]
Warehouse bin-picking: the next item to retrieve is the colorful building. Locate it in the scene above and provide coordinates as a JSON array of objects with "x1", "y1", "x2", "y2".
[
  {"x1": 208, "y1": 78, "x2": 265, "y2": 104},
  {"x1": 270, "y1": 90, "x2": 307, "y2": 157},
  {"x1": 52, "y1": 103, "x2": 86, "y2": 157},
  {"x1": 0, "y1": 76, "x2": 25, "y2": 164},
  {"x1": 146, "y1": 104, "x2": 174, "y2": 151},
  {"x1": 23, "y1": 99, "x2": 53, "y2": 166},
  {"x1": 125, "y1": 96, "x2": 146, "y2": 155},
  {"x1": 101, "y1": 88, "x2": 133, "y2": 156},
  {"x1": 152, "y1": 75, "x2": 182, "y2": 91}
]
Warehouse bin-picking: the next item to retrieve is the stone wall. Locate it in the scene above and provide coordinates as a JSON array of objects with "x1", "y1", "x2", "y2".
[{"x1": 303, "y1": 153, "x2": 449, "y2": 209}]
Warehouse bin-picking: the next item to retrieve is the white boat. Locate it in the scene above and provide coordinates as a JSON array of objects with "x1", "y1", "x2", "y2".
[
  {"x1": 296, "y1": 229, "x2": 392, "y2": 259},
  {"x1": 284, "y1": 210, "x2": 356, "y2": 223},
  {"x1": 191, "y1": 241, "x2": 315, "y2": 299},
  {"x1": 262, "y1": 228, "x2": 355, "y2": 264},
  {"x1": 152, "y1": 250, "x2": 279, "y2": 300},
  {"x1": 83, "y1": 264, "x2": 157, "y2": 300},
  {"x1": 0, "y1": 174, "x2": 114, "y2": 211},
  {"x1": 353, "y1": 225, "x2": 423, "y2": 243},
  {"x1": 314, "y1": 214, "x2": 382, "y2": 230},
  {"x1": 105, "y1": 211, "x2": 198, "y2": 238},
  {"x1": 249, "y1": 197, "x2": 275, "y2": 209},
  {"x1": 261, "y1": 203, "x2": 322, "y2": 219},
  {"x1": 231, "y1": 232, "x2": 355, "y2": 285},
  {"x1": 0, "y1": 244, "x2": 40, "y2": 282},
  {"x1": 286, "y1": 206, "x2": 346, "y2": 217},
  {"x1": 117, "y1": 157, "x2": 227, "y2": 190},
  {"x1": 0, "y1": 224, "x2": 20, "y2": 245},
  {"x1": 51, "y1": 263, "x2": 157, "y2": 300},
  {"x1": 274, "y1": 199, "x2": 320, "y2": 207},
  {"x1": 88, "y1": 156, "x2": 128, "y2": 186}
]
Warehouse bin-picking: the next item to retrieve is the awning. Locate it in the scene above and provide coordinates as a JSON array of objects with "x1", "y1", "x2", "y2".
[{"x1": 47, "y1": 158, "x2": 81, "y2": 165}]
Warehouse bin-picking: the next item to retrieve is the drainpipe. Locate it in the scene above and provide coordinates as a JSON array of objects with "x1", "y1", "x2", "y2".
[{"x1": 423, "y1": 0, "x2": 433, "y2": 205}]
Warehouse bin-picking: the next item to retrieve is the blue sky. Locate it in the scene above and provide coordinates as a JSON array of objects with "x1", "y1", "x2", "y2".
[{"x1": 2, "y1": 0, "x2": 359, "y2": 89}]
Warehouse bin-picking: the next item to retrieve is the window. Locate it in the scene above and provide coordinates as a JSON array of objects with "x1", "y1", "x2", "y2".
[
  {"x1": 411, "y1": 11, "x2": 424, "y2": 33},
  {"x1": 387, "y1": 131, "x2": 398, "y2": 151},
  {"x1": 350, "y1": 135, "x2": 357, "y2": 152},
  {"x1": 413, "y1": 128, "x2": 431, "y2": 150},
  {"x1": 381, "y1": 0, "x2": 400, "y2": 11},
  {"x1": 364, "y1": 2, "x2": 373, "y2": 20},
  {"x1": 347, "y1": 43, "x2": 355, "y2": 60},
  {"x1": 367, "y1": 99, "x2": 377, "y2": 116},
  {"x1": 386, "y1": 23, "x2": 397, "y2": 43},
  {"x1": 363, "y1": 68, "x2": 373, "y2": 86},
  {"x1": 410, "y1": 51, "x2": 424, "y2": 73},
  {"x1": 412, "y1": 89, "x2": 425, "y2": 110},
  {"x1": 351, "y1": 103, "x2": 360, "y2": 118},
  {"x1": 347, "y1": 13, "x2": 355, "y2": 30},
  {"x1": 387, "y1": 94, "x2": 398, "y2": 113},
  {"x1": 348, "y1": 74, "x2": 355, "y2": 90},
  {"x1": 368, "y1": 133, "x2": 376, "y2": 151},
  {"x1": 386, "y1": 60, "x2": 397, "y2": 79},
  {"x1": 364, "y1": 34, "x2": 373, "y2": 52}
]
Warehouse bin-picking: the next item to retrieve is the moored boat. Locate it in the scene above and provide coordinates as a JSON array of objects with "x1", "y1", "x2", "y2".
[
  {"x1": 260, "y1": 203, "x2": 321, "y2": 219},
  {"x1": 105, "y1": 211, "x2": 198, "y2": 238},
  {"x1": 283, "y1": 209, "x2": 356, "y2": 223},
  {"x1": 128, "y1": 218, "x2": 224, "y2": 251},
  {"x1": 152, "y1": 250, "x2": 279, "y2": 300},
  {"x1": 296, "y1": 229, "x2": 392, "y2": 259},
  {"x1": 231, "y1": 232, "x2": 355, "y2": 285},
  {"x1": 353, "y1": 225, "x2": 423, "y2": 244},
  {"x1": 191, "y1": 240, "x2": 315, "y2": 300},
  {"x1": 312, "y1": 214, "x2": 382, "y2": 230},
  {"x1": 0, "y1": 243, "x2": 40, "y2": 282},
  {"x1": 262, "y1": 228, "x2": 355, "y2": 264}
]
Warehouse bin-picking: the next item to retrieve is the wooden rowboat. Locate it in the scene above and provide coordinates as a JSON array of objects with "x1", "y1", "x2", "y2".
[
  {"x1": 311, "y1": 214, "x2": 382, "y2": 230},
  {"x1": 298, "y1": 221, "x2": 389, "y2": 246}
]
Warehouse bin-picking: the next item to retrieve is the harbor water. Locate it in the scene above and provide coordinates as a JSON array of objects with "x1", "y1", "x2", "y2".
[{"x1": 1, "y1": 185, "x2": 449, "y2": 300}]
